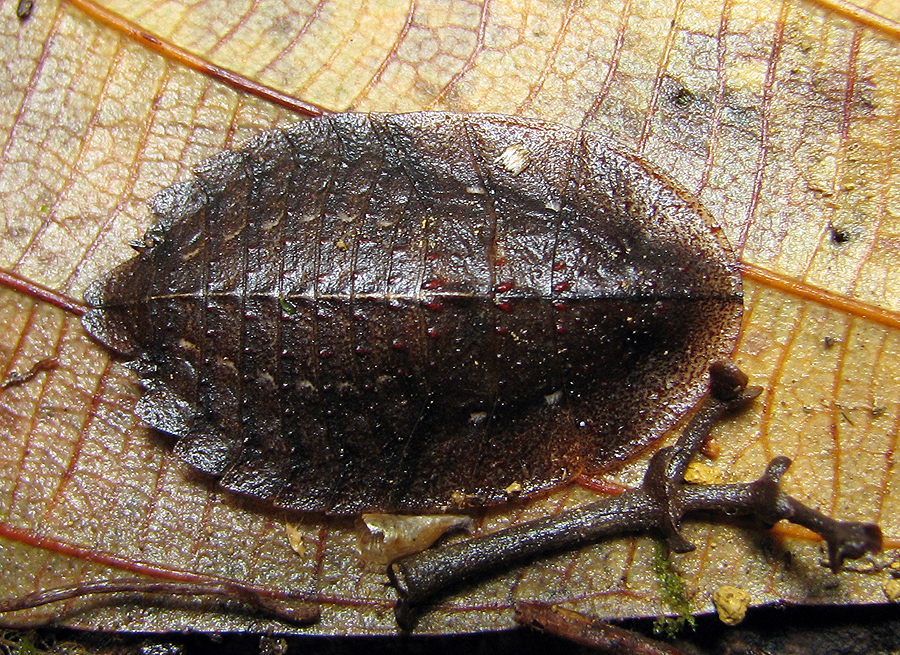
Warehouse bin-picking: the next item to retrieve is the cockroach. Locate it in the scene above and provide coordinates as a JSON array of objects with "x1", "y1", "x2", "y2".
[
  {"x1": 0, "y1": 2, "x2": 886, "y2": 643},
  {"x1": 80, "y1": 111, "x2": 743, "y2": 516}
]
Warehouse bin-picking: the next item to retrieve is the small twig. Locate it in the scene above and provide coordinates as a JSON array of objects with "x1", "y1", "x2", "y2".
[
  {"x1": 0, "y1": 579, "x2": 319, "y2": 625},
  {"x1": 388, "y1": 363, "x2": 882, "y2": 628},
  {"x1": 515, "y1": 601, "x2": 691, "y2": 655},
  {"x1": 1, "y1": 358, "x2": 58, "y2": 389},
  {"x1": 0, "y1": 269, "x2": 87, "y2": 316}
]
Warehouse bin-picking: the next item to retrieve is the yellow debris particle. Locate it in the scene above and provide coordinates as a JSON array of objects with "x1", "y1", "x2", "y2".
[
  {"x1": 284, "y1": 522, "x2": 308, "y2": 557},
  {"x1": 505, "y1": 481, "x2": 523, "y2": 496},
  {"x1": 684, "y1": 462, "x2": 723, "y2": 485},
  {"x1": 713, "y1": 585, "x2": 751, "y2": 625},
  {"x1": 884, "y1": 578, "x2": 900, "y2": 601},
  {"x1": 450, "y1": 490, "x2": 479, "y2": 508}
]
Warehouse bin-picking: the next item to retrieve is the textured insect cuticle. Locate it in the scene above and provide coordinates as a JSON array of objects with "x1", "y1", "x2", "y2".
[{"x1": 84, "y1": 112, "x2": 742, "y2": 515}]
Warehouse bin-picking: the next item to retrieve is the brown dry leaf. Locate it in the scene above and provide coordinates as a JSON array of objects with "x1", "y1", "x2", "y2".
[{"x1": 1, "y1": 0, "x2": 899, "y2": 637}]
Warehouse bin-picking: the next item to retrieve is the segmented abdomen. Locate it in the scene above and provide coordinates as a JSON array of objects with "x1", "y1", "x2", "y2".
[{"x1": 83, "y1": 113, "x2": 742, "y2": 514}]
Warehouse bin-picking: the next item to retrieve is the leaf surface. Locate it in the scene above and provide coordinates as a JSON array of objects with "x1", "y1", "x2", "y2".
[{"x1": 0, "y1": 0, "x2": 899, "y2": 635}]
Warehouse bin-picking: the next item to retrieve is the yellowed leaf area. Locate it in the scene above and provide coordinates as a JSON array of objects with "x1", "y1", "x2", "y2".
[{"x1": 1, "y1": 0, "x2": 899, "y2": 636}]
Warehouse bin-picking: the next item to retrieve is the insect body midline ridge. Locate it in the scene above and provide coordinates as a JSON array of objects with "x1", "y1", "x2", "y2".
[{"x1": 83, "y1": 290, "x2": 744, "y2": 307}]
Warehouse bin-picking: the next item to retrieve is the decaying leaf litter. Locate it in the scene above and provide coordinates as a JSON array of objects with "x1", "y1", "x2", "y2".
[
  {"x1": 0, "y1": 96, "x2": 884, "y2": 635},
  {"x1": 1, "y1": 0, "x2": 897, "y2": 638}
]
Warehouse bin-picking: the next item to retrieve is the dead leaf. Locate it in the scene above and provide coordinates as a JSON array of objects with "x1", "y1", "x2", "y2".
[{"x1": 1, "y1": 0, "x2": 899, "y2": 637}]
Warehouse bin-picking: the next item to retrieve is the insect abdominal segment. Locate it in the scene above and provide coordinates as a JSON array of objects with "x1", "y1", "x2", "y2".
[{"x1": 80, "y1": 112, "x2": 743, "y2": 516}]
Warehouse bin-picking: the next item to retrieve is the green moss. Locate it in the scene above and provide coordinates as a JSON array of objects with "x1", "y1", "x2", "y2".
[
  {"x1": 0, "y1": 630, "x2": 99, "y2": 655},
  {"x1": 278, "y1": 296, "x2": 297, "y2": 315},
  {"x1": 651, "y1": 540, "x2": 696, "y2": 638}
]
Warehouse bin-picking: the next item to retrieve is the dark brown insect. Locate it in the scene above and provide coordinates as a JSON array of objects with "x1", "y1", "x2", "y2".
[{"x1": 81, "y1": 111, "x2": 742, "y2": 516}]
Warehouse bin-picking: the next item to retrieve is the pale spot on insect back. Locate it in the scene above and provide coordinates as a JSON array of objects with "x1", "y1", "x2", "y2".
[
  {"x1": 544, "y1": 198, "x2": 562, "y2": 212},
  {"x1": 496, "y1": 143, "x2": 530, "y2": 175}
]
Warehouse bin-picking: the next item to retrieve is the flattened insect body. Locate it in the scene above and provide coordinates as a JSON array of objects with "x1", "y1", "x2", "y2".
[{"x1": 81, "y1": 112, "x2": 742, "y2": 515}]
